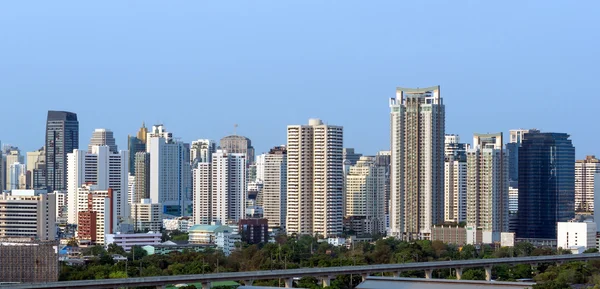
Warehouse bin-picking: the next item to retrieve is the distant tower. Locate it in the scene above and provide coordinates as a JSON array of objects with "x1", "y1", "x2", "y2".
[
  {"x1": 262, "y1": 146, "x2": 287, "y2": 230},
  {"x1": 127, "y1": 123, "x2": 148, "y2": 175},
  {"x1": 45, "y1": 111, "x2": 79, "y2": 191},
  {"x1": 575, "y1": 155, "x2": 600, "y2": 212},
  {"x1": 88, "y1": 128, "x2": 118, "y2": 153},
  {"x1": 219, "y1": 134, "x2": 255, "y2": 165}
]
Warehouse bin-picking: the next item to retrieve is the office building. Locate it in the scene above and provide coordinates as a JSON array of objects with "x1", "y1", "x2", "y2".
[
  {"x1": 444, "y1": 135, "x2": 467, "y2": 223},
  {"x1": 133, "y1": 152, "x2": 150, "y2": 203},
  {"x1": 26, "y1": 147, "x2": 46, "y2": 189},
  {"x1": 575, "y1": 156, "x2": 600, "y2": 212},
  {"x1": 147, "y1": 125, "x2": 191, "y2": 216},
  {"x1": 389, "y1": 86, "x2": 445, "y2": 240},
  {"x1": 127, "y1": 123, "x2": 148, "y2": 175},
  {"x1": 67, "y1": 146, "x2": 129, "y2": 228},
  {"x1": 88, "y1": 129, "x2": 118, "y2": 153},
  {"x1": 287, "y1": 118, "x2": 343, "y2": 237},
  {"x1": 5, "y1": 147, "x2": 24, "y2": 191},
  {"x1": 105, "y1": 232, "x2": 162, "y2": 252},
  {"x1": 219, "y1": 135, "x2": 255, "y2": 165},
  {"x1": 0, "y1": 190, "x2": 56, "y2": 240},
  {"x1": 344, "y1": 156, "x2": 387, "y2": 235},
  {"x1": 131, "y1": 199, "x2": 163, "y2": 232},
  {"x1": 506, "y1": 129, "x2": 539, "y2": 187},
  {"x1": 343, "y1": 148, "x2": 363, "y2": 166},
  {"x1": 211, "y1": 150, "x2": 246, "y2": 225},
  {"x1": 557, "y1": 221, "x2": 596, "y2": 251},
  {"x1": 191, "y1": 139, "x2": 216, "y2": 165},
  {"x1": 45, "y1": 111, "x2": 79, "y2": 192},
  {"x1": 466, "y1": 133, "x2": 509, "y2": 243},
  {"x1": 239, "y1": 218, "x2": 269, "y2": 244},
  {"x1": 262, "y1": 146, "x2": 287, "y2": 230},
  {"x1": 517, "y1": 132, "x2": 575, "y2": 239}
]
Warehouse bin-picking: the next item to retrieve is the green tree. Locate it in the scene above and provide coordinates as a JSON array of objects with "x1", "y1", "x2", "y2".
[
  {"x1": 107, "y1": 243, "x2": 126, "y2": 255},
  {"x1": 108, "y1": 271, "x2": 127, "y2": 279}
]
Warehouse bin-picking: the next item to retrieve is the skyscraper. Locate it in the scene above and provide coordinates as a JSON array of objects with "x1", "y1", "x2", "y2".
[
  {"x1": 193, "y1": 162, "x2": 212, "y2": 225},
  {"x1": 466, "y1": 133, "x2": 509, "y2": 243},
  {"x1": 262, "y1": 146, "x2": 287, "y2": 230},
  {"x1": 517, "y1": 132, "x2": 575, "y2": 239},
  {"x1": 5, "y1": 147, "x2": 24, "y2": 191},
  {"x1": 26, "y1": 147, "x2": 46, "y2": 189},
  {"x1": 127, "y1": 123, "x2": 148, "y2": 175},
  {"x1": 133, "y1": 152, "x2": 150, "y2": 203},
  {"x1": 45, "y1": 111, "x2": 79, "y2": 191},
  {"x1": 88, "y1": 129, "x2": 118, "y2": 153},
  {"x1": 390, "y1": 86, "x2": 445, "y2": 240},
  {"x1": 506, "y1": 129, "x2": 539, "y2": 187},
  {"x1": 211, "y1": 150, "x2": 246, "y2": 225},
  {"x1": 575, "y1": 155, "x2": 600, "y2": 212},
  {"x1": 219, "y1": 135, "x2": 255, "y2": 165},
  {"x1": 444, "y1": 135, "x2": 467, "y2": 223},
  {"x1": 190, "y1": 139, "x2": 216, "y2": 165},
  {"x1": 344, "y1": 156, "x2": 387, "y2": 235},
  {"x1": 343, "y1": 148, "x2": 363, "y2": 166},
  {"x1": 287, "y1": 119, "x2": 343, "y2": 237}
]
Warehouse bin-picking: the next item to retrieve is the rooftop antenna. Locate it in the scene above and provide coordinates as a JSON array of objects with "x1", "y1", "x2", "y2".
[{"x1": 234, "y1": 124, "x2": 238, "y2": 135}]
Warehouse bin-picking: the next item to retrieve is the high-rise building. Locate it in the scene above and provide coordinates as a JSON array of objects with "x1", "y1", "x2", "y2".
[
  {"x1": 88, "y1": 129, "x2": 118, "y2": 153},
  {"x1": 262, "y1": 146, "x2": 287, "y2": 230},
  {"x1": 575, "y1": 156, "x2": 600, "y2": 212},
  {"x1": 466, "y1": 133, "x2": 509, "y2": 243},
  {"x1": 127, "y1": 123, "x2": 148, "y2": 175},
  {"x1": 219, "y1": 135, "x2": 255, "y2": 165},
  {"x1": 130, "y1": 199, "x2": 163, "y2": 232},
  {"x1": 45, "y1": 111, "x2": 79, "y2": 191},
  {"x1": 444, "y1": 135, "x2": 467, "y2": 224},
  {"x1": 133, "y1": 152, "x2": 150, "y2": 203},
  {"x1": 67, "y1": 146, "x2": 129, "y2": 229},
  {"x1": 147, "y1": 125, "x2": 191, "y2": 216},
  {"x1": 26, "y1": 147, "x2": 46, "y2": 189},
  {"x1": 193, "y1": 162, "x2": 212, "y2": 225},
  {"x1": 0, "y1": 190, "x2": 56, "y2": 240},
  {"x1": 190, "y1": 139, "x2": 216, "y2": 165},
  {"x1": 506, "y1": 129, "x2": 539, "y2": 187},
  {"x1": 76, "y1": 186, "x2": 114, "y2": 245},
  {"x1": 517, "y1": 132, "x2": 575, "y2": 239},
  {"x1": 5, "y1": 147, "x2": 24, "y2": 191},
  {"x1": 389, "y1": 86, "x2": 445, "y2": 240},
  {"x1": 375, "y1": 151, "x2": 391, "y2": 222},
  {"x1": 211, "y1": 150, "x2": 246, "y2": 225},
  {"x1": 343, "y1": 148, "x2": 363, "y2": 166},
  {"x1": 255, "y1": 153, "x2": 266, "y2": 182},
  {"x1": 287, "y1": 118, "x2": 343, "y2": 237},
  {"x1": 344, "y1": 156, "x2": 387, "y2": 235},
  {"x1": 8, "y1": 162, "x2": 26, "y2": 191}
]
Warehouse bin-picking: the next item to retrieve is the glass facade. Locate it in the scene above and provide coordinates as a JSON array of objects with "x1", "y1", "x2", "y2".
[
  {"x1": 516, "y1": 132, "x2": 575, "y2": 239},
  {"x1": 128, "y1": 136, "x2": 146, "y2": 175},
  {"x1": 45, "y1": 111, "x2": 79, "y2": 191}
]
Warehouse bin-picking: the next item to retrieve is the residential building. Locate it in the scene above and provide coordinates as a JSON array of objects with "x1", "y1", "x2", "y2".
[
  {"x1": 0, "y1": 190, "x2": 56, "y2": 240},
  {"x1": 466, "y1": 133, "x2": 509, "y2": 243},
  {"x1": 127, "y1": 123, "x2": 148, "y2": 175},
  {"x1": 55, "y1": 191, "x2": 67, "y2": 225},
  {"x1": 67, "y1": 146, "x2": 129, "y2": 228},
  {"x1": 343, "y1": 148, "x2": 363, "y2": 166},
  {"x1": 431, "y1": 225, "x2": 467, "y2": 246},
  {"x1": 216, "y1": 230, "x2": 241, "y2": 256},
  {"x1": 188, "y1": 224, "x2": 232, "y2": 244},
  {"x1": 255, "y1": 153, "x2": 266, "y2": 181},
  {"x1": 105, "y1": 232, "x2": 162, "y2": 252},
  {"x1": 287, "y1": 118, "x2": 343, "y2": 237},
  {"x1": 375, "y1": 151, "x2": 391, "y2": 219},
  {"x1": 517, "y1": 132, "x2": 575, "y2": 239},
  {"x1": 389, "y1": 86, "x2": 445, "y2": 240},
  {"x1": 45, "y1": 110, "x2": 79, "y2": 192},
  {"x1": 88, "y1": 129, "x2": 118, "y2": 153},
  {"x1": 444, "y1": 134, "x2": 467, "y2": 223},
  {"x1": 239, "y1": 218, "x2": 269, "y2": 244},
  {"x1": 557, "y1": 221, "x2": 597, "y2": 251},
  {"x1": 575, "y1": 156, "x2": 600, "y2": 212},
  {"x1": 193, "y1": 162, "x2": 211, "y2": 225},
  {"x1": 262, "y1": 146, "x2": 287, "y2": 230},
  {"x1": 131, "y1": 199, "x2": 163, "y2": 232},
  {"x1": 76, "y1": 186, "x2": 114, "y2": 245},
  {"x1": 190, "y1": 139, "x2": 216, "y2": 164},
  {"x1": 344, "y1": 156, "x2": 386, "y2": 235},
  {"x1": 211, "y1": 150, "x2": 246, "y2": 225},
  {"x1": 26, "y1": 147, "x2": 46, "y2": 189},
  {"x1": 133, "y1": 152, "x2": 150, "y2": 203}
]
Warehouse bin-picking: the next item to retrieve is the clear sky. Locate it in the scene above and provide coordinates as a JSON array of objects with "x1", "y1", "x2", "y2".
[{"x1": 1, "y1": 1, "x2": 598, "y2": 158}]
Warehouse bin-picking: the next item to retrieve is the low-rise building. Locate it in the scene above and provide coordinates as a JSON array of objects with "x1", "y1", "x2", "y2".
[
  {"x1": 105, "y1": 232, "x2": 162, "y2": 252},
  {"x1": 557, "y1": 221, "x2": 597, "y2": 252},
  {"x1": 163, "y1": 217, "x2": 192, "y2": 232},
  {"x1": 239, "y1": 218, "x2": 268, "y2": 244},
  {"x1": 131, "y1": 199, "x2": 162, "y2": 232},
  {"x1": 0, "y1": 190, "x2": 56, "y2": 241},
  {"x1": 431, "y1": 225, "x2": 467, "y2": 246},
  {"x1": 142, "y1": 241, "x2": 216, "y2": 255},
  {"x1": 189, "y1": 224, "x2": 239, "y2": 256}
]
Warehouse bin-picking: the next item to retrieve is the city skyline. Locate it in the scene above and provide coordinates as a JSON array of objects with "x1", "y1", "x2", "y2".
[{"x1": 1, "y1": 2, "x2": 599, "y2": 158}]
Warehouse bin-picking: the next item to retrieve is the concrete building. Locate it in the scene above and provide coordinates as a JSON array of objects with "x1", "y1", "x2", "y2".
[
  {"x1": 193, "y1": 162, "x2": 212, "y2": 225},
  {"x1": 147, "y1": 125, "x2": 191, "y2": 217},
  {"x1": 131, "y1": 199, "x2": 163, "y2": 232},
  {"x1": 105, "y1": 232, "x2": 162, "y2": 252},
  {"x1": 5, "y1": 147, "x2": 24, "y2": 191},
  {"x1": 254, "y1": 153, "x2": 266, "y2": 182},
  {"x1": 27, "y1": 147, "x2": 46, "y2": 190},
  {"x1": 45, "y1": 111, "x2": 79, "y2": 192},
  {"x1": 344, "y1": 156, "x2": 386, "y2": 235},
  {"x1": 343, "y1": 148, "x2": 363, "y2": 166},
  {"x1": 0, "y1": 190, "x2": 56, "y2": 240},
  {"x1": 466, "y1": 133, "x2": 509, "y2": 243},
  {"x1": 431, "y1": 225, "x2": 467, "y2": 246},
  {"x1": 127, "y1": 123, "x2": 148, "y2": 175},
  {"x1": 133, "y1": 152, "x2": 150, "y2": 203},
  {"x1": 444, "y1": 134, "x2": 467, "y2": 223},
  {"x1": 390, "y1": 86, "x2": 445, "y2": 240},
  {"x1": 287, "y1": 118, "x2": 344, "y2": 237},
  {"x1": 575, "y1": 155, "x2": 600, "y2": 212},
  {"x1": 191, "y1": 139, "x2": 216, "y2": 164},
  {"x1": 262, "y1": 146, "x2": 287, "y2": 230},
  {"x1": 76, "y1": 186, "x2": 114, "y2": 245},
  {"x1": 239, "y1": 218, "x2": 269, "y2": 244},
  {"x1": 67, "y1": 146, "x2": 129, "y2": 228},
  {"x1": 8, "y1": 162, "x2": 26, "y2": 190},
  {"x1": 163, "y1": 217, "x2": 192, "y2": 232},
  {"x1": 88, "y1": 129, "x2": 118, "y2": 153},
  {"x1": 219, "y1": 135, "x2": 255, "y2": 166},
  {"x1": 557, "y1": 221, "x2": 597, "y2": 251},
  {"x1": 54, "y1": 191, "x2": 67, "y2": 225},
  {"x1": 211, "y1": 150, "x2": 246, "y2": 225}
]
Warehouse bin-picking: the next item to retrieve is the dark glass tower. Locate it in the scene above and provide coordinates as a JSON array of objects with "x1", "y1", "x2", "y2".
[
  {"x1": 516, "y1": 132, "x2": 574, "y2": 239},
  {"x1": 45, "y1": 111, "x2": 79, "y2": 191}
]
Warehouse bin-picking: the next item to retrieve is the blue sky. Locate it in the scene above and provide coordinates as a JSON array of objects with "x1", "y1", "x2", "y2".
[{"x1": 1, "y1": 1, "x2": 598, "y2": 158}]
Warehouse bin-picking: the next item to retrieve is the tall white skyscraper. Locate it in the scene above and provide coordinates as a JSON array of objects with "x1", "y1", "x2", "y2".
[
  {"x1": 147, "y1": 125, "x2": 191, "y2": 217},
  {"x1": 193, "y1": 162, "x2": 212, "y2": 225},
  {"x1": 88, "y1": 128, "x2": 118, "y2": 153},
  {"x1": 466, "y1": 133, "x2": 509, "y2": 243},
  {"x1": 255, "y1": 153, "x2": 266, "y2": 182},
  {"x1": 444, "y1": 135, "x2": 467, "y2": 223},
  {"x1": 211, "y1": 150, "x2": 246, "y2": 225},
  {"x1": 575, "y1": 155, "x2": 600, "y2": 212},
  {"x1": 190, "y1": 139, "x2": 216, "y2": 164},
  {"x1": 390, "y1": 86, "x2": 445, "y2": 240},
  {"x1": 287, "y1": 118, "x2": 343, "y2": 237},
  {"x1": 344, "y1": 156, "x2": 387, "y2": 235},
  {"x1": 67, "y1": 145, "x2": 129, "y2": 228},
  {"x1": 8, "y1": 162, "x2": 26, "y2": 190},
  {"x1": 262, "y1": 146, "x2": 287, "y2": 230}
]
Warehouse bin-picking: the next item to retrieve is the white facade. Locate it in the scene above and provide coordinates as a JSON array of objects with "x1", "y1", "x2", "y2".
[
  {"x1": 557, "y1": 221, "x2": 597, "y2": 251},
  {"x1": 193, "y1": 162, "x2": 212, "y2": 225},
  {"x1": 5, "y1": 149, "x2": 24, "y2": 191},
  {"x1": 8, "y1": 162, "x2": 25, "y2": 190},
  {"x1": 54, "y1": 191, "x2": 67, "y2": 224},
  {"x1": 0, "y1": 190, "x2": 56, "y2": 240},
  {"x1": 262, "y1": 146, "x2": 287, "y2": 230},
  {"x1": 344, "y1": 156, "x2": 386, "y2": 235},
  {"x1": 88, "y1": 128, "x2": 118, "y2": 153},
  {"x1": 163, "y1": 217, "x2": 192, "y2": 232},
  {"x1": 287, "y1": 119, "x2": 343, "y2": 237},
  {"x1": 390, "y1": 86, "x2": 445, "y2": 240},
  {"x1": 147, "y1": 125, "x2": 191, "y2": 217},
  {"x1": 105, "y1": 232, "x2": 161, "y2": 252},
  {"x1": 76, "y1": 185, "x2": 115, "y2": 245},
  {"x1": 255, "y1": 153, "x2": 266, "y2": 182},
  {"x1": 130, "y1": 199, "x2": 163, "y2": 232},
  {"x1": 190, "y1": 139, "x2": 216, "y2": 164},
  {"x1": 444, "y1": 159, "x2": 467, "y2": 223},
  {"x1": 215, "y1": 231, "x2": 241, "y2": 256},
  {"x1": 575, "y1": 156, "x2": 600, "y2": 212},
  {"x1": 66, "y1": 146, "x2": 129, "y2": 227},
  {"x1": 211, "y1": 150, "x2": 246, "y2": 225},
  {"x1": 509, "y1": 187, "x2": 518, "y2": 213}
]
